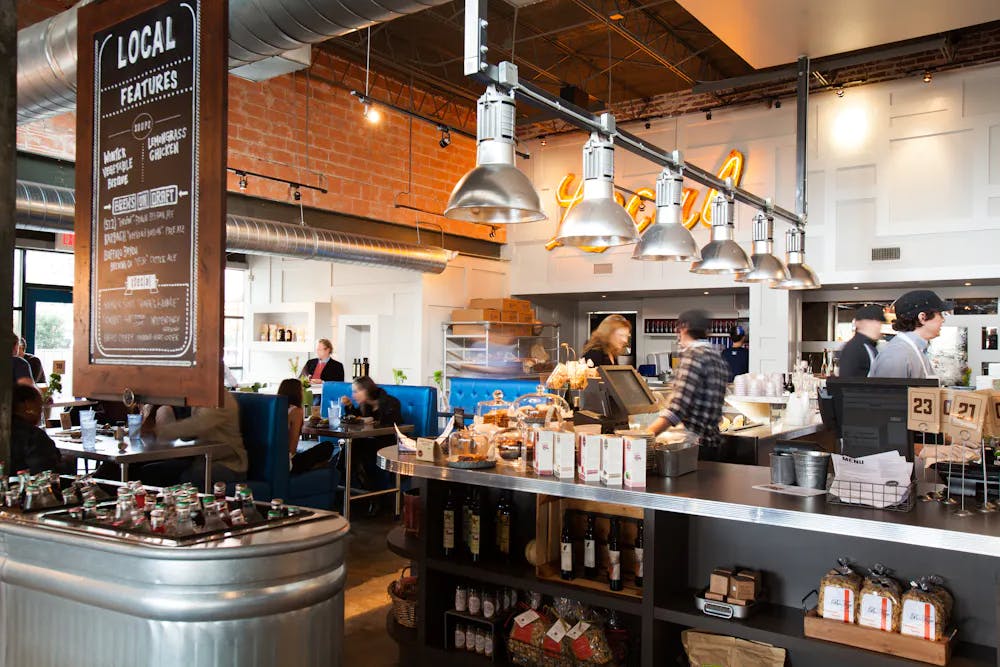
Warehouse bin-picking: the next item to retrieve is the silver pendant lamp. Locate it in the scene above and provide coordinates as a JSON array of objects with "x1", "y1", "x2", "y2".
[
  {"x1": 554, "y1": 122, "x2": 638, "y2": 247},
  {"x1": 632, "y1": 160, "x2": 700, "y2": 261},
  {"x1": 774, "y1": 227, "x2": 821, "y2": 289},
  {"x1": 690, "y1": 192, "x2": 751, "y2": 275},
  {"x1": 736, "y1": 211, "x2": 790, "y2": 284},
  {"x1": 444, "y1": 84, "x2": 546, "y2": 223}
]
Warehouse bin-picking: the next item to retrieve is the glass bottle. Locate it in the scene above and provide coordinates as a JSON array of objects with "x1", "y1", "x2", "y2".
[
  {"x1": 497, "y1": 490, "x2": 512, "y2": 561},
  {"x1": 37, "y1": 481, "x2": 60, "y2": 509},
  {"x1": 634, "y1": 519, "x2": 645, "y2": 588},
  {"x1": 454, "y1": 623, "x2": 466, "y2": 651},
  {"x1": 482, "y1": 590, "x2": 496, "y2": 619},
  {"x1": 239, "y1": 488, "x2": 264, "y2": 523},
  {"x1": 560, "y1": 511, "x2": 574, "y2": 580},
  {"x1": 462, "y1": 488, "x2": 472, "y2": 551},
  {"x1": 48, "y1": 471, "x2": 63, "y2": 503},
  {"x1": 0, "y1": 463, "x2": 7, "y2": 496},
  {"x1": 468, "y1": 489, "x2": 482, "y2": 563},
  {"x1": 475, "y1": 628, "x2": 485, "y2": 655},
  {"x1": 583, "y1": 513, "x2": 597, "y2": 578},
  {"x1": 454, "y1": 584, "x2": 467, "y2": 612},
  {"x1": 467, "y1": 587, "x2": 481, "y2": 616},
  {"x1": 22, "y1": 484, "x2": 41, "y2": 511},
  {"x1": 484, "y1": 630, "x2": 494, "y2": 658},
  {"x1": 174, "y1": 503, "x2": 196, "y2": 536},
  {"x1": 229, "y1": 508, "x2": 247, "y2": 526},
  {"x1": 465, "y1": 626, "x2": 476, "y2": 653},
  {"x1": 608, "y1": 518, "x2": 623, "y2": 592},
  {"x1": 202, "y1": 501, "x2": 228, "y2": 531},
  {"x1": 82, "y1": 498, "x2": 98, "y2": 520},
  {"x1": 213, "y1": 481, "x2": 227, "y2": 503},
  {"x1": 130, "y1": 507, "x2": 148, "y2": 532},
  {"x1": 443, "y1": 487, "x2": 457, "y2": 557},
  {"x1": 150, "y1": 508, "x2": 166, "y2": 534}
]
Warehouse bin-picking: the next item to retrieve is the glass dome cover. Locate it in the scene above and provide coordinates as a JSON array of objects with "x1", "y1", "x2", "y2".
[
  {"x1": 474, "y1": 390, "x2": 513, "y2": 429},
  {"x1": 511, "y1": 386, "x2": 573, "y2": 428}
]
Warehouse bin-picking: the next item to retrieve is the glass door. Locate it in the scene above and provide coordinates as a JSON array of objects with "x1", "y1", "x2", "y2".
[{"x1": 24, "y1": 286, "x2": 74, "y2": 397}]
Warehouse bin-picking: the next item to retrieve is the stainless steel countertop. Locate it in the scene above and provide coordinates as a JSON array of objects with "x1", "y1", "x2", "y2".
[
  {"x1": 722, "y1": 421, "x2": 824, "y2": 441},
  {"x1": 378, "y1": 447, "x2": 1000, "y2": 558}
]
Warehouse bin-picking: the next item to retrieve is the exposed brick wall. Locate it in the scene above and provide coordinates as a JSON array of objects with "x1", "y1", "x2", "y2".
[
  {"x1": 518, "y1": 21, "x2": 1000, "y2": 139},
  {"x1": 15, "y1": 49, "x2": 498, "y2": 243}
]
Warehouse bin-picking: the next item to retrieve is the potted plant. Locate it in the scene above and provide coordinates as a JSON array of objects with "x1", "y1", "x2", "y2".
[
  {"x1": 40, "y1": 372, "x2": 62, "y2": 425},
  {"x1": 392, "y1": 368, "x2": 408, "y2": 385}
]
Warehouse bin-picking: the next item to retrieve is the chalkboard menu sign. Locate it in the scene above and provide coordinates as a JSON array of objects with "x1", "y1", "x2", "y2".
[{"x1": 74, "y1": 0, "x2": 226, "y2": 406}]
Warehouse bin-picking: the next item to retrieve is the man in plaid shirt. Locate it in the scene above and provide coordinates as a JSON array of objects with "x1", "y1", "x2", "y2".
[{"x1": 648, "y1": 309, "x2": 729, "y2": 459}]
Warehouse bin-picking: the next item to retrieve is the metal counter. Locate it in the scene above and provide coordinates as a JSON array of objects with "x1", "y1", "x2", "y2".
[
  {"x1": 0, "y1": 508, "x2": 349, "y2": 667},
  {"x1": 378, "y1": 446, "x2": 1000, "y2": 558}
]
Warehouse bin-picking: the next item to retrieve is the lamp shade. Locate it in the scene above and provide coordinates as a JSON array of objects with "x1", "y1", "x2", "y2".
[
  {"x1": 444, "y1": 85, "x2": 546, "y2": 223},
  {"x1": 633, "y1": 165, "x2": 700, "y2": 261},
  {"x1": 773, "y1": 228, "x2": 821, "y2": 289},
  {"x1": 736, "y1": 212, "x2": 790, "y2": 283},
  {"x1": 554, "y1": 132, "x2": 638, "y2": 247},
  {"x1": 690, "y1": 194, "x2": 750, "y2": 275}
]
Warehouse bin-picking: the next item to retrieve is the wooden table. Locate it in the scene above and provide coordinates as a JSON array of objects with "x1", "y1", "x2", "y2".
[
  {"x1": 48, "y1": 430, "x2": 232, "y2": 491},
  {"x1": 301, "y1": 422, "x2": 414, "y2": 520}
]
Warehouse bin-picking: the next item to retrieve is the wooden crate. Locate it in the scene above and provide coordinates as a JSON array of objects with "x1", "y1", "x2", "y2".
[
  {"x1": 803, "y1": 610, "x2": 953, "y2": 666},
  {"x1": 535, "y1": 495, "x2": 644, "y2": 599}
]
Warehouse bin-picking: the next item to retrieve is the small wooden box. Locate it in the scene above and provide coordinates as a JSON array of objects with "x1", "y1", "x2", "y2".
[
  {"x1": 729, "y1": 574, "x2": 756, "y2": 601},
  {"x1": 804, "y1": 610, "x2": 953, "y2": 666},
  {"x1": 709, "y1": 569, "x2": 733, "y2": 596}
]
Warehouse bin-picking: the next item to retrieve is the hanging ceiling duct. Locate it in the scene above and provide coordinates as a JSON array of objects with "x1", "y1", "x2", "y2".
[
  {"x1": 13, "y1": 181, "x2": 454, "y2": 274},
  {"x1": 18, "y1": 0, "x2": 452, "y2": 125}
]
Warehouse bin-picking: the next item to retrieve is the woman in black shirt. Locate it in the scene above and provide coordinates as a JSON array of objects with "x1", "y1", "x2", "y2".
[
  {"x1": 581, "y1": 314, "x2": 632, "y2": 367},
  {"x1": 338, "y1": 376, "x2": 402, "y2": 492}
]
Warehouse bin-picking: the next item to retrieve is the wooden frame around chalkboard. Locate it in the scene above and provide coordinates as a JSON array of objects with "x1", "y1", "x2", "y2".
[{"x1": 73, "y1": 0, "x2": 227, "y2": 407}]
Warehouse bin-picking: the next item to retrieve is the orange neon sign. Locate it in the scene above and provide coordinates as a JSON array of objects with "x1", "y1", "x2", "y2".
[{"x1": 547, "y1": 149, "x2": 746, "y2": 251}]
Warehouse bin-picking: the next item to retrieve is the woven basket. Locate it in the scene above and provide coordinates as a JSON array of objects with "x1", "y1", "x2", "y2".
[{"x1": 388, "y1": 567, "x2": 418, "y2": 628}]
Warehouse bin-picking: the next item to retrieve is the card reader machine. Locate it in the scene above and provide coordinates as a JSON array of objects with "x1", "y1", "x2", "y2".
[{"x1": 574, "y1": 366, "x2": 660, "y2": 433}]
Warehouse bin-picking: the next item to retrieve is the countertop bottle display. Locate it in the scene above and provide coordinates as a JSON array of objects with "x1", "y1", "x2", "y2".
[{"x1": 608, "y1": 518, "x2": 622, "y2": 592}]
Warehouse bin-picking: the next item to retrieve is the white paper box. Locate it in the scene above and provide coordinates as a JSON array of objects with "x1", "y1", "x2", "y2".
[
  {"x1": 601, "y1": 436, "x2": 623, "y2": 486},
  {"x1": 553, "y1": 431, "x2": 575, "y2": 478},
  {"x1": 534, "y1": 430, "x2": 554, "y2": 475},
  {"x1": 578, "y1": 434, "x2": 602, "y2": 482},
  {"x1": 623, "y1": 436, "x2": 646, "y2": 488}
]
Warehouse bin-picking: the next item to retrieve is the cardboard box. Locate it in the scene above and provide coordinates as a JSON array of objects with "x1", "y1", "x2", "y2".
[
  {"x1": 907, "y1": 386, "x2": 942, "y2": 434},
  {"x1": 623, "y1": 436, "x2": 647, "y2": 488},
  {"x1": 469, "y1": 298, "x2": 532, "y2": 313},
  {"x1": 737, "y1": 569, "x2": 762, "y2": 597},
  {"x1": 578, "y1": 434, "x2": 602, "y2": 482},
  {"x1": 553, "y1": 431, "x2": 576, "y2": 478},
  {"x1": 729, "y1": 575, "x2": 756, "y2": 601},
  {"x1": 518, "y1": 311, "x2": 535, "y2": 323},
  {"x1": 709, "y1": 568, "x2": 732, "y2": 596},
  {"x1": 415, "y1": 437, "x2": 438, "y2": 461},
  {"x1": 451, "y1": 324, "x2": 488, "y2": 336},
  {"x1": 704, "y1": 591, "x2": 726, "y2": 602},
  {"x1": 451, "y1": 308, "x2": 500, "y2": 322},
  {"x1": 500, "y1": 310, "x2": 520, "y2": 323},
  {"x1": 534, "y1": 430, "x2": 554, "y2": 475},
  {"x1": 601, "y1": 436, "x2": 624, "y2": 486}
]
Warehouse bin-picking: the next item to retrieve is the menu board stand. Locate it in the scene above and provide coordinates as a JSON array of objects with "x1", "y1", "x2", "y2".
[{"x1": 74, "y1": 0, "x2": 227, "y2": 407}]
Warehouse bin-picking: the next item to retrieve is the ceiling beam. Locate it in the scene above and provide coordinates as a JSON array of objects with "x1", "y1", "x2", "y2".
[
  {"x1": 693, "y1": 36, "x2": 948, "y2": 93},
  {"x1": 620, "y1": 0, "x2": 727, "y2": 81}
]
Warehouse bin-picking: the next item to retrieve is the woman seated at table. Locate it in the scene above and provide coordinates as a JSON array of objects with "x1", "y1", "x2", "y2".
[
  {"x1": 10, "y1": 384, "x2": 62, "y2": 474},
  {"x1": 276, "y1": 378, "x2": 334, "y2": 474},
  {"x1": 339, "y1": 375, "x2": 402, "y2": 490}
]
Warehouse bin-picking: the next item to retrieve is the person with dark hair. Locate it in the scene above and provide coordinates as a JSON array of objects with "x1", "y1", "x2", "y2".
[
  {"x1": 10, "y1": 384, "x2": 62, "y2": 473},
  {"x1": 869, "y1": 290, "x2": 952, "y2": 380},
  {"x1": 647, "y1": 310, "x2": 730, "y2": 460},
  {"x1": 722, "y1": 325, "x2": 749, "y2": 381},
  {"x1": 277, "y1": 378, "x2": 331, "y2": 475},
  {"x1": 338, "y1": 375, "x2": 402, "y2": 490},
  {"x1": 837, "y1": 304, "x2": 886, "y2": 378},
  {"x1": 10, "y1": 332, "x2": 33, "y2": 387},
  {"x1": 17, "y1": 337, "x2": 45, "y2": 384}
]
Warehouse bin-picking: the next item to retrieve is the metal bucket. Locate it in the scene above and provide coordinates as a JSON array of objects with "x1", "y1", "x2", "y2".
[
  {"x1": 769, "y1": 453, "x2": 796, "y2": 485},
  {"x1": 792, "y1": 450, "x2": 831, "y2": 489}
]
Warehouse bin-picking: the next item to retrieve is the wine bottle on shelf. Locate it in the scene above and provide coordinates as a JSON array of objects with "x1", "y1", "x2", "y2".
[
  {"x1": 608, "y1": 518, "x2": 622, "y2": 591},
  {"x1": 496, "y1": 491, "x2": 512, "y2": 560},
  {"x1": 560, "y1": 511, "x2": 574, "y2": 580},
  {"x1": 362, "y1": 357, "x2": 370, "y2": 377},
  {"x1": 634, "y1": 519, "x2": 645, "y2": 588},
  {"x1": 443, "y1": 487, "x2": 457, "y2": 557},
  {"x1": 462, "y1": 487, "x2": 473, "y2": 551},
  {"x1": 469, "y1": 489, "x2": 482, "y2": 563},
  {"x1": 583, "y1": 513, "x2": 596, "y2": 578}
]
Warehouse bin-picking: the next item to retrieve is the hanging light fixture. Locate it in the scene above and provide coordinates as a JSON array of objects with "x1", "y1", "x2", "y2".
[
  {"x1": 774, "y1": 227, "x2": 821, "y2": 289},
  {"x1": 736, "y1": 210, "x2": 790, "y2": 284},
  {"x1": 632, "y1": 161, "x2": 700, "y2": 261},
  {"x1": 690, "y1": 192, "x2": 750, "y2": 275},
  {"x1": 444, "y1": 80, "x2": 546, "y2": 223},
  {"x1": 554, "y1": 123, "x2": 638, "y2": 247}
]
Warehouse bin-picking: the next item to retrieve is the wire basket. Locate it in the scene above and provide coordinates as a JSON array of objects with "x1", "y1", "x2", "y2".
[
  {"x1": 388, "y1": 567, "x2": 418, "y2": 628},
  {"x1": 826, "y1": 478, "x2": 916, "y2": 512}
]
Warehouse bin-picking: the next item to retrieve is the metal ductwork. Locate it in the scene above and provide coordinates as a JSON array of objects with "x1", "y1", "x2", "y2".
[
  {"x1": 18, "y1": 0, "x2": 451, "y2": 124},
  {"x1": 14, "y1": 181, "x2": 454, "y2": 274}
]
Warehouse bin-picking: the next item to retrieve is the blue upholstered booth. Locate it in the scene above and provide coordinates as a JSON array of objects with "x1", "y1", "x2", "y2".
[
  {"x1": 446, "y1": 378, "x2": 542, "y2": 414},
  {"x1": 320, "y1": 382, "x2": 439, "y2": 438},
  {"x1": 231, "y1": 392, "x2": 339, "y2": 510}
]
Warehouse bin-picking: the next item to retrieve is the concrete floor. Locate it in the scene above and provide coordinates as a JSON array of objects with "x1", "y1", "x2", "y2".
[{"x1": 343, "y1": 513, "x2": 408, "y2": 667}]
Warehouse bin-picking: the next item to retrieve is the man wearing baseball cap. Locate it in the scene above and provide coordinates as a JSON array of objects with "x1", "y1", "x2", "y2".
[
  {"x1": 869, "y1": 290, "x2": 953, "y2": 380},
  {"x1": 836, "y1": 304, "x2": 886, "y2": 378}
]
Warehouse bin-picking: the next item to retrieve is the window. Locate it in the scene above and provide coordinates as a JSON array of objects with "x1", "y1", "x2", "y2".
[
  {"x1": 13, "y1": 249, "x2": 23, "y2": 336},
  {"x1": 24, "y1": 249, "x2": 74, "y2": 286},
  {"x1": 224, "y1": 267, "x2": 247, "y2": 382}
]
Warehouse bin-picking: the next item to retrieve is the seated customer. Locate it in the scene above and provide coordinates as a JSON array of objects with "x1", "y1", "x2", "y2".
[
  {"x1": 153, "y1": 391, "x2": 247, "y2": 488},
  {"x1": 276, "y1": 378, "x2": 334, "y2": 474},
  {"x1": 10, "y1": 384, "x2": 62, "y2": 473},
  {"x1": 10, "y1": 332, "x2": 33, "y2": 387},
  {"x1": 339, "y1": 376, "x2": 402, "y2": 489}
]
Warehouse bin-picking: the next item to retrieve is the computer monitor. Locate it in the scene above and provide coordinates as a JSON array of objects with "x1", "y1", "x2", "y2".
[
  {"x1": 598, "y1": 366, "x2": 660, "y2": 415},
  {"x1": 824, "y1": 377, "x2": 939, "y2": 460}
]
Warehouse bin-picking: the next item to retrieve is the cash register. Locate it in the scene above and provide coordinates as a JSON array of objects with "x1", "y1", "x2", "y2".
[{"x1": 575, "y1": 365, "x2": 660, "y2": 432}]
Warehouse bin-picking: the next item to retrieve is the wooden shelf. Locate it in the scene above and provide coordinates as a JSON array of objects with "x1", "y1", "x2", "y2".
[
  {"x1": 654, "y1": 592, "x2": 994, "y2": 667},
  {"x1": 249, "y1": 341, "x2": 313, "y2": 352},
  {"x1": 387, "y1": 525, "x2": 420, "y2": 560},
  {"x1": 425, "y1": 555, "x2": 643, "y2": 616}
]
